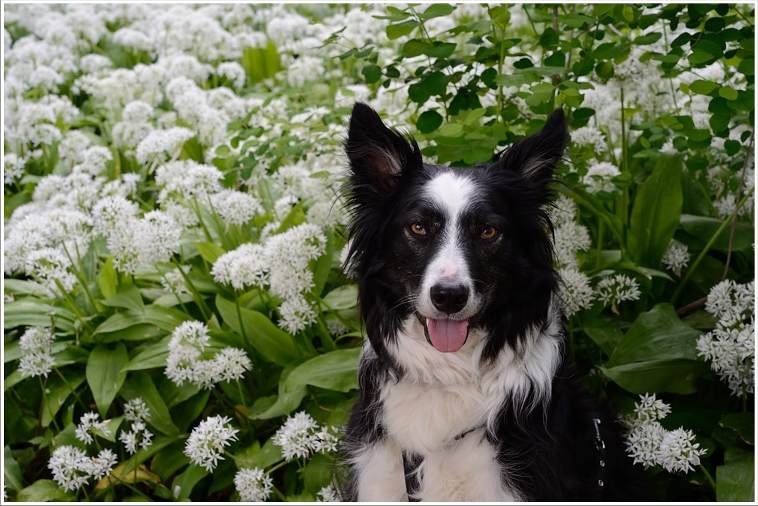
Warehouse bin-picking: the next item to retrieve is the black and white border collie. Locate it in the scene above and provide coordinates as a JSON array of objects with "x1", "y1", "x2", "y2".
[{"x1": 340, "y1": 103, "x2": 639, "y2": 501}]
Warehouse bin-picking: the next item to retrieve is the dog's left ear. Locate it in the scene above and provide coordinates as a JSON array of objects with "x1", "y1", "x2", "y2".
[
  {"x1": 345, "y1": 102, "x2": 422, "y2": 194},
  {"x1": 493, "y1": 109, "x2": 567, "y2": 189}
]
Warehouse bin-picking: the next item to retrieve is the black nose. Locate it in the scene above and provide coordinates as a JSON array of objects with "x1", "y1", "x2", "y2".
[{"x1": 430, "y1": 283, "x2": 469, "y2": 314}]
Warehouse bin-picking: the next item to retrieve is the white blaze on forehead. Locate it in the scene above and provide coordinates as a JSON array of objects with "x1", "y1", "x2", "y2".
[
  {"x1": 418, "y1": 171, "x2": 480, "y2": 318},
  {"x1": 424, "y1": 172, "x2": 475, "y2": 221}
]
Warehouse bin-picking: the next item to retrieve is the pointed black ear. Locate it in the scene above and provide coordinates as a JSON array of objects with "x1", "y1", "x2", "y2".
[
  {"x1": 345, "y1": 102, "x2": 422, "y2": 193},
  {"x1": 494, "y1": 109, "x2": 568, "y2": 187}
]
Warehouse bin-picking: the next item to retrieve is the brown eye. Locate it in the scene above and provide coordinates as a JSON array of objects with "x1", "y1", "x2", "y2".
[
  {"x1": 409, "y1": 222, "x2": 427, "y2": 236},
  {"x1": 480, "y1": 225, "x2": 498, "y2": 240}
]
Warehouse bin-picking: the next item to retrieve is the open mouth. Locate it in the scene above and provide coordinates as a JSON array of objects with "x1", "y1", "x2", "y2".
[{"x1": 417, "y1": 313, "x2": 470, "y2": 353}]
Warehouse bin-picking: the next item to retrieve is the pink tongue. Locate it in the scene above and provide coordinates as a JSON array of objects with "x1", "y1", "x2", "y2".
[{"x1": 426, "y1": 318, "x2": 469, "y2": 352}]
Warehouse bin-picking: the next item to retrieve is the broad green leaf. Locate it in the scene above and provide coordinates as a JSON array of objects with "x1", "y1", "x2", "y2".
[
  {"x1": 102, "y1": 283, "x2": 144, "y2": 314},
  {"x1": 716, "y1": 449, "x2": 754, "y2": 501},
  {"x1": 233, "y1": 439, "x2": 282, "y2": 469},
  {"x1": 286, "y1": 347, "x2": 361, "y2": 392},
  {"x1": 4, "y1": 446, "x2": 24, "y2": 491},
  {"x1": 689, "y1": 79, "x2": 719, "y2": 95},
  {"x1": 98, "y1": 257, "x2": 118, "y2": 299},
  {"x1": 120, "y1": 372, "x2": 179, "y2": 435},
  {"x1": 87, "y1": 343, "x2": 129, "y2": 417},
  {"x1": 195, "y1": 241, "x2": 225, "y2": 264},
  {"x1": 720, "y1": 412, "x2": 754, "y2": 444},
  {"x1": 41, "y1": 372, "x2": 86, "y2": 427},
  {"x1": 95, "y1": 463, "x2": 160, "y2": 490},
  {"x1": 417, "y1": 110, "x2": 444, "y2": 133},
  {"x1": 421, "y1": 3, "x2": 455, "y2": 19},
  {"x1": 216, "y1": 295, "x2": 301, "y2": 366},
  {"x1": 361, "y1": 64, "x2": 382, "y2": 83},
  {"x1": 628, "y1": 157, "x2": 683, "y2": 267},
  {"x1": 94, "y1": 305, "x2": 190, "y2": 336},
  {"x1": 3, "y1": 279, "x2": 50, "y2": 298},
  {"x1": 679, "y1": 214, "x2": 754, "y2": 251},
  {"x1": 602, "y1": 304, "x2": 702, "y2": 394},
  {"x1": 171, "y1": 465, "x2": 208, "y2": 501},
  {"x1": 4, "y1": 300, "x2": 76, "y2": 332},
  {"x1": 150, "y1": 441, "x2": 190, "y2": 481},
  {"x1": 122, "y1": 336, "x2": 172, "y2": 372},
  {"x1": 583, "y1": 325, "x2": 624, "y2": 356},
  {"x1": 386, "y1": 20, "x2": 417, "y2": 39},
  {"x1": 312, "y1": 228, "x2": 334, "y2": 297},
  {"x1": 17, "y1": 479, "x2": 73, "y2": 502},
  {"x1": 322, "y1": 284, "x2": 358, "y2": 311}
]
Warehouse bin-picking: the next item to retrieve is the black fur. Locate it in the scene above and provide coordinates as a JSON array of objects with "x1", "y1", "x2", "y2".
[{"x1": 340, "y1": 103, "x2": 641, "y2": 501}]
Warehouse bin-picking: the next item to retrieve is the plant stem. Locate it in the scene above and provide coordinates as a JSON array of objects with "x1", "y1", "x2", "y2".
[
  {"x1": 235, "y1": 295, "x2": 249, "y2": 344},
  {"x1": 40, "y1": 376, "x2": 61, "y2": 432},
  {"x1": 671, "y1": 191, "x2": 753, "y2": 303},
  {"x1": 171, "y1": 257, "x2": 212, "y2": 320},
  {"x1": 721, "y1": 133, "x2": 753, "y2": 279},
  {"x1": 236, "y1": 379, "x2": 247, "y2": 410},
  {"x1": 54, "y1": 366, "x2": 88, "y2": 413},
  {"x1": 698, "y1": 464, "x2": 716, "y2": 491}
]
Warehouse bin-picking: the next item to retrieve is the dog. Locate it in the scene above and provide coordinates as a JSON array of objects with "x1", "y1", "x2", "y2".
[{"x1": 339, "y1": 103, "x2": 639, "y2": 501}]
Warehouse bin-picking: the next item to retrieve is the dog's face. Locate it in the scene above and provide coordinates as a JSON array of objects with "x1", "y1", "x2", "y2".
[{"x1": 345, "y1": 103, "x2": 567, "y2": 362}]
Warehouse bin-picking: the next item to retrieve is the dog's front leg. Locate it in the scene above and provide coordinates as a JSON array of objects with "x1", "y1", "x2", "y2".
[{"x1": 352, "y1": 438, "x2": 408, "y2": 501}]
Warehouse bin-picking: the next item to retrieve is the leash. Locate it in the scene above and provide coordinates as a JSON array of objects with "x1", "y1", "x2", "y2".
[{"x1": 401, "y1": 419, "x2": 607, "y2": 500}]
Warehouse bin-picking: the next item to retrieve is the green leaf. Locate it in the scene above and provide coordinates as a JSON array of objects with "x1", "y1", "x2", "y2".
[
  {"x1": 311, "y1": 229, "x2": 334, "y2": 297},
  {"x1": 120, "y1": 372, "x2": 179, "y2": 435},
  {"x1": 286, "y1": 347, "x2": 361, "y2": 392},
  {"x1": 17, "y1": 480, "x2": 74, "y2": 502},
  {"x1": 94, "y1": 305, "x2": 190, "y2": 336},
  {"x1": 583, "y1": 324, "x2": 624, "y2": 356},
  {"x1": 627, "y1": 156, "x2": 683, "y2": 266},
  {"x1": 386, "y1": 20, "x2": 417, "y2": 39},
  {"x1": 98, "y1": 257, "x2": 118, "y2": 299},
  {"x1": 421, "y1": 3, "x2": 455, "y2": 19},
  {"x1": 602, "y1": 304, "x2": 702, "y2": 394},
  {"x1": 41, "y1": 371, "x2": 85, "y2": 427},
  {"x1": 171, "y1": 465, "x2": 208, "y2": 501},
  {"x1": 633, "y1": 32, "x2": 662, "y2": 45},
  {"x1": 401, "y1": 39, "x2": 431, "y2": 57},
  {"x1": 423, "y1": 41, "x2": 456, "y2": 58},
  {"x1": 4, "y1": 300, "x2": 76, "y2": 332},
  {"x1": 689, "y1": 79, "x2": 719, "y2": 95},
  {"x1": 718, "y1": 86, "x2": 739, "y2": 101},
  {"x1": 720, "y1": 412, "x2": 754, "y2": 444},
  {"x1": 87, "y1": 343, "x2": 129, "y2": 417},
  {"x1": 417, "y1": 110, "x2": 444, "y2": 133},
  {"x1": 102, "y1": 283, "x2": 144, "y2": 313},
  {"x1": 717, "y1": 450, "x2": 754, "y2": 501},
  {"x1": 216, "y1": 296, "x2": 301, "y2": 366},
  {"x1": 122, "y1": 336, "x2": 172, "y2": 372},
  {"x1": 195, "y1": 242, "x2": 225, "y2": 264},
  {"x1": 5, "y1": 446, "x2": 24, "y2": 491},
  {"x1": 322, "y1": 284, "x2": 358, "y2": 311},
  {"x1": 233, "y1": 439, "x2": 282, "y2": 469},
  {"x1": 679, "y1": 214, "x2": 754, "y2": 251},
  {"x1": 362, "y1": 64, "x2": 382, "y2": 83}
]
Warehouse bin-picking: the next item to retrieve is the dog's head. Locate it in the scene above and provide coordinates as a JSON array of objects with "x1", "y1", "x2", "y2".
[{"x1": 344, "y1": 103, "x2": 567, "y2": 364}]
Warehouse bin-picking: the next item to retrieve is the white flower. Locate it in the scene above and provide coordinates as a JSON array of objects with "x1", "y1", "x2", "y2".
[
  {"x1": 234, "y1": 468, "x2": 273, "y2": 502},
  {"x1": 119, "y1": 420, "x2": 154, "y2": 455},
  {"x1": 165, "y1": 321, "x2": 251, "y2": 389},
  {"x1": 624, "y1": 394, "x2": 705, "y2": 474},
  {"x1": 135, "y1": 127, "x2": 194, "y2": 165},
  {"x1": 75, "y1": 412, "x2": 110, "y2": 445},
  {"x1": 212, "y1": 347, "x2": 253, "y2": 383},
  {"x1": 548, "y1": 195, "x2": 578, "y2": 228},
  {"x1": 662, "y1": 240, "x2": 690, "y2": 276},
  {"x1": 317, "y1": 484, "x2": 341, "y2": 502},
  {"x1": 86, "y1": 449, "x2": 118, "y2": 480},
  {"x1": 583, "y1": 161, "x2": 620, "y2": 193},
  {"x1": 571, "y1": 126, "x2": 607, "y2": 152},
  {"x1": 124, "y1": 397, "x2": 151, "y2": 422},
  {"x1": 596, "y1": 274, "x2": 641, "y2": 307},
  {"x1": 216, "y1": 61, "x2": 246, "y2": 89},
  {"x1": 161, "y1": 267, "x2": 190, "y2": 295},
  {"x1": 703, "y1": 279, "x2": 754, "y2": 328},
  {"x1": 557, "y1": 267, "x2": 594, "y2": 317},
  {"x1": 212, "y1": 244, "x2": 267, "y2": 290},
  {"x1": 278, "y1": 295, "x2": 318, "y2": 333},
  {"x1": 553, "y1": 222, "x2": 591, "y2": 268},
  {"x1": 273, "y1": 411, "x2": 320, "y2": 461},
  {"x1": 25, "y1": 247, "x2": 77, "y2": 297},
  {"x1": 210, "y1": 189, "x2": 263, "y2": 225},
  {"x1": 656, "y1": 428, "x2": 706, "y2": 473},
  {"x1": 48, "y1": 446, "x2": 92, "y2": 492},
  {"x1": 155, "y1": 160, "x2": 222, "y2": 201},
  {"x1": 184, "y1": 415, "x2": 238, "y2": 471},
  {"x1": 626, "y1": 420, "x2": 665, "y2": 469},
  {"x1": 265, "y1": 223, "x2": 326, "y2": 301},
  {"x1": 18, "y1": 327, "x2": 55, "y2": 378}
]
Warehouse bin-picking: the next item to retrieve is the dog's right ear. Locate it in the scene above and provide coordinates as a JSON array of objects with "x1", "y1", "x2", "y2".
[{"x1": 345, "y1": 102, "x2": 421, "y2": 193}]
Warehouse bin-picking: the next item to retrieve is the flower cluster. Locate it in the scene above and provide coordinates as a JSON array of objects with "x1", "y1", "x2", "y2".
[
  {"x1": 596, "y1": 274, "x2": 642, "y2": 309},
  {"x1": 272, "y1": 411, "x2": 340, "y2": 461},
  {"x1": 184, "y1": 415, "x2": 239, "y2": 471},
  {"x1": 48, "y1": 446, "x2": 118, "y2": 492},
  {"x1": 75, "y1": 412, "x2": 110, "y2": 445},
  {"x1": 119, "y1": 397, "x2": 154, "y2": 455},
  {"x1": 18, "y1": 326, "x2": 55, "y2": 378},
  {"x1": 625, "y1": 394, "x2": 706, "y2": 474},
  {"x1": 165, "y1": 321, "x2": 252, "y2": 389},
  {"x1": 212, "y1": 223, "x2": 327, "y2": 333},
  {"x1": 234, "y1": 467, "x2": 274, "y2": 502},
  {"x1": 696, "y1": 280, "x2": 754, "y2": 397}
]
